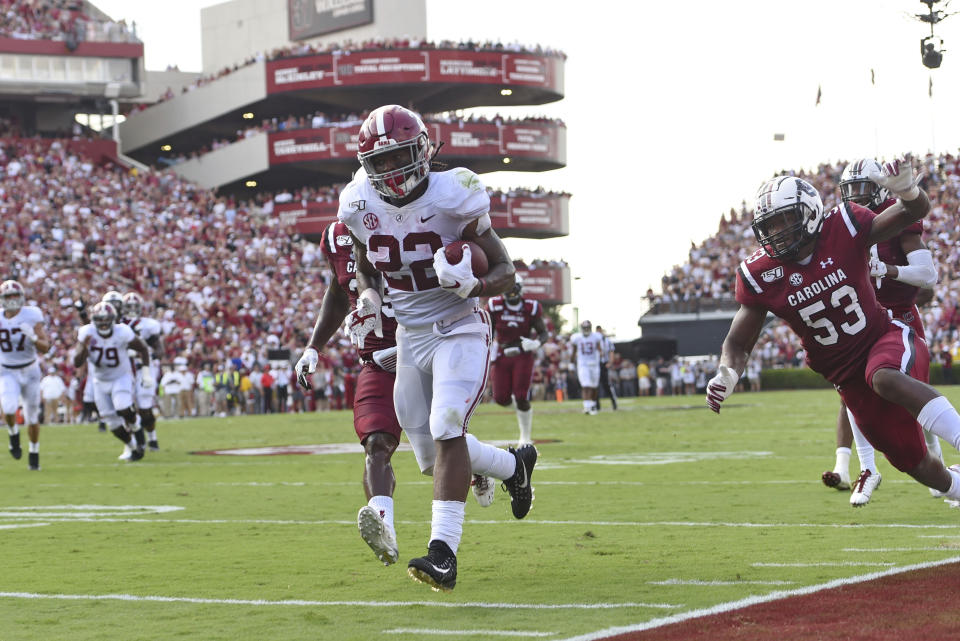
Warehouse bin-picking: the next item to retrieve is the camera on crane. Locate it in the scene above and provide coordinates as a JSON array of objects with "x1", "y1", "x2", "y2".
[{"x1": 921, "y1": 35, "x2": 944, "y2": 68}]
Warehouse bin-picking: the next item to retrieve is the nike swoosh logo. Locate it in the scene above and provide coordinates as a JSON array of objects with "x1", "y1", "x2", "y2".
[
  {"x1": 516, "y1": 461, "x2": 528, "y2": 489},
  {"x1": 427, "y1": 562, "x2": 452, "y2": 576},
  {"x1": 443, "y1": 281, "x2": 461, "y2": 290},
  {"x1": 420, "y1": 214, "x2": 437, "y2": 222}
]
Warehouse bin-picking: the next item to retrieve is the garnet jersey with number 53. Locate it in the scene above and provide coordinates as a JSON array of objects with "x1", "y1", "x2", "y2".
[
  {"x1": 338, "y1": 167, "x2": 491, "y2": 328},
  {"x1": 735, "y1": 201, "x2": 892, "y2": 385}
]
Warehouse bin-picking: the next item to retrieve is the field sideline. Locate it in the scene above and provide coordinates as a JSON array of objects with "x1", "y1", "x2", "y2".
[{"x1": 1, "y1": 388, "x2": 958, "y2": 640}]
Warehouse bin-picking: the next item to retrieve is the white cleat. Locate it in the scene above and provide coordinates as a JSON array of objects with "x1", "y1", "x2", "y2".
[
  {"x1": 471, "y1": 474, "x2": 495, "y2": 507},
  {"x1": 850, "y1": 469, "x2": 881, "y2": 507},
  {"x1": 357, "y1": 506, "x2": 398, "y2": 566},
  {"x1": 117, "y1": 445, "x2": 132, "y2": 461},
  {"x1": 930, "y1": 487, "x2": 946, "y2": 498}
]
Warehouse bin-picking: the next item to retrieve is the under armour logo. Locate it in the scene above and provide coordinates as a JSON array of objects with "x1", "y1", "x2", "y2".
[{"x1": 820, "y1": 258, "x2": 834, "y2": 268}]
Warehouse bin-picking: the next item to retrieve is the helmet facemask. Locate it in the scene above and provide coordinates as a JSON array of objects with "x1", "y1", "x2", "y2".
[
  {"x1": 123, "y1": 293, "x2": 143, "y2": 318},
  {"x1": 840, "y1": 179, "x2": 884, "y2": 209},
  {"x1": 358, "y1": 133, "x2": 430, "y2": 200},
  {"x1": 505, "y1": 283, "x2": 522, "y2": 305},
  {"x1": 92, "y1": 304, "x2": 115, "y2": 337},
  {"x1": 0, "y1": 280, "x2": 24, "y2": 313},
  {"x1": 752, "y1": 203, "x2": 817, "y2": 261}
]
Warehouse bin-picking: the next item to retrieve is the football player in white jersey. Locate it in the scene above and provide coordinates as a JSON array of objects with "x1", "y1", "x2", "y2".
[
  {"x1": 122, "y1": 292, "x2": 164, "y2": 451},
  {"x1": 73, "y1": 302, "x2": 153, "y2": 462},
  {"x1": 339, "y1": 104, "x2": 538, "y2": 592},
  {"x1": 0, "y1": 280, "x2": 51, "y2": 470},
  {"x1": 571, "y1": 320, "x2": 604, "y2": 415}
]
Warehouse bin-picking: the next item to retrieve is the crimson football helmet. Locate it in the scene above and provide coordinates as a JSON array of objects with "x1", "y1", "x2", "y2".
[
  {"x1": 753, "y1": 177, "x2": 824, "y2": 260},
  {"x1": 357, "y1": 105, "x2": 431, "y2": 200},
  {"x1": 839, "y1": 159, "x2": 890, "y2": 210},
  {"x1": 0, "y1": 280, "x2": 25, "y2": 313},
  {"x1": 91, "y1": 301, "x2": 116, "y2": 337},
  {"x1": 122, "y1": 292, "x2": 144, "y2": 318},
  {"x1": 101, "y1": 290, "x2": 124, "y2": 317},
  {"x1": 505, "y1": 274, "x2": 523, "y2": 305}
]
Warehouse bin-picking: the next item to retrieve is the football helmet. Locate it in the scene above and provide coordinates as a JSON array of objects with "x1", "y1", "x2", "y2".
[
  {"x1": 101, "y1": 290, "x2": 124, "y2": 317},
  {"x1": 839, "y1": 159, "x2": 890, "y2": 210},
  {"x1": 122, "y1": 292, "x2": 144, "y2": 318},
  {"x1": 91, "y1": 301, "x2": 116, "y2": 337},
  {"x1": 753, "y1": 177, "x2": 824, "y2": 261},
  {"x1": 580, "y1": 320, "x2": 592, "y2": 336},
  {"x1": 0, "y1": 280, "x2": 25, "y2": 313},
  {"x1": 505, "y1": 274, "x2": 523, "y2": 305},
  {"x1": 357, "y1": 105, "x2": 431, "y2": 200}
]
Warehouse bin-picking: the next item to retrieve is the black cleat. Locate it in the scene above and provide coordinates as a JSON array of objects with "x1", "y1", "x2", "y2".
[
  {"x1": 9, "y1": 432, "x2": 21, "y2": 460},
  {"x1": 407, "y1": 540, "x2": 457, "y2": 592},
  {"x1": 502, "y1": 444, "x2": 537, "y2": 519},
  {"x1": 148, "y1": 440, "x2": 159, "y2": 452},
  {"x1": 28, "y1": 452, "x2": 39, "y2": 471},
  {"x1": 128, "y1": 446, "x2": 145, "y2": 462},
  {"x1": 98, "y1": 422, "x2": 106, "y2": 433}
]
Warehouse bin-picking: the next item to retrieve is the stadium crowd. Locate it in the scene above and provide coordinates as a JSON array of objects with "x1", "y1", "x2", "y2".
[{"x1": 0, "y1": 0, "x2": 138, "y2": 43}]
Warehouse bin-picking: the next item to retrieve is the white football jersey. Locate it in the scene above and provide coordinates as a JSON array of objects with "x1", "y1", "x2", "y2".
[
  {"x1": 78, "y1": 323, "x2": 136, "y2": 382},
  {"x1": 125, "y1": 316, "x2": 162, "y2": 361},
  {"x1": 571, "y1": 332, "x2": 604, "y2": 367},
  {"x1": 338, "y1": 167, "x2": 492, "y2": 327},
  {"x1": 0, "y1": 306, "x2": 45, "y2": 367}
]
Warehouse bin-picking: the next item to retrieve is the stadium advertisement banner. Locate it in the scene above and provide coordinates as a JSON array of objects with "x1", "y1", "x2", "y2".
[
  {"x1": 268, "y1": 122, "x2": 561, "y2": 164},
  {"x1": 279, "y1": 195, "x2": 567, "y2": 238},
  {"x1": 266, "y1": 49, "x2": 560, "y2": 94},
  {"x1": 288, "y1": 0, "x2": 373, "y2": 41},
  {"x1": 515, "y1": 267, "x2": 570, "y2": 305}
]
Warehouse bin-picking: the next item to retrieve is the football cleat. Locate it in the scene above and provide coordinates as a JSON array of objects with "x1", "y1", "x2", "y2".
[
  {"x1": 148, "y1": 440, "x2": 159, "y2": 452},
  {"x1": 850, "y1": 469, "x2": 881, "y2": 507},
  {"x1": 9, "y1": 432, "x2": 21, "y2": 460},
  {"x1": 407, "y1": 539, "x2": 457, "y2": 592},
  {"x1": 117, "y1": 444, "x2": 132, "y2": 461},
  {"x1": 357, "y1": 505, "x2": 398, "y2": 566},
  {"x1": 502, "y1": 444, "x2": 537, "y2": 519},
  {"x1": 28, "y1": 452, "x2": 39, "y2": 471},
  {"x1": 471, "y1": 474, "x2": 495, "y2": 507},
  {"x1": 127, "y1": 445, "x2": 145, "y2": 462},
  {"x1": 821, "y1": 470, "x2": 851, "y2": 491}
]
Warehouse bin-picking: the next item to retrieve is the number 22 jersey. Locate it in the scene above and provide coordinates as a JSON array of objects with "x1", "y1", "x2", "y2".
[{"x1": 735, "y1": 202, "x2": 892, "y2": 385}]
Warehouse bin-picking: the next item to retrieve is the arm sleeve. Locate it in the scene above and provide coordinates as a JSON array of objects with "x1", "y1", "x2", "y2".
[{"x1": 893, "y1": 249, "x2": 937, "y2": 288}]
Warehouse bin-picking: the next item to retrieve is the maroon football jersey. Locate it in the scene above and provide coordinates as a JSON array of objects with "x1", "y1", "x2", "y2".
[
  {"x1": 736, "y1": 202, "x2": 892, "y2": 385},
  {"x1": 872, "y1": 199, "x2": 924, "y2": 311},
  {"x1": 487, "y1": 296, "x2": 542, "y2": 347},
  {"x1": 320, "y1": 221, "x2": 397, "y2": 358}
]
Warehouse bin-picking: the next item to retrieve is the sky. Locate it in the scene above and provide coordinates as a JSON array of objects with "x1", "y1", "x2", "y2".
[{"x1": 90, "y1": 0, "x2": 960, "y2": 340}]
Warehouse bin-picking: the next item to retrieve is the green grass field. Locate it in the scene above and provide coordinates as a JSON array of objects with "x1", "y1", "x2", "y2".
[{"x1": 1, "y1": 389, "x2": 959, "y2": 640}]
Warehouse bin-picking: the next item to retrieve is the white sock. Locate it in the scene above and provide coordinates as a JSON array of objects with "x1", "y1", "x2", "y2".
[
  {"x1": 146, "y1": 430, "x2": 157, "y2": 442},
  {"x1": 924, "y1": 430, "x2": 943, "y2": 462},
  {"x1": 517, "y1": 408, "x2": 532, "y2": 444},
  {"x1": 834, "y1": 447, "x2": 851, "y2": 476},
  {"x1": 465, "y1": 434, "x2": 516, "y2": 480},
  {"x1": 7, "y1": 426, "x2": 19, "y2": 436},
  {"x1": 29, "y1": 441, "x2": 39, "y2": 454},
  {"x1": 368, "y1": 495, "x2": 394, "y2": 531},
  {"x1": 944, "y1": 467, "x2": 960, "y2": 500},
  {"x1": 430, "y1": 500, "x2": 465, "y2": 555},
  {"x1": 917, "y1": 396, "x2": 960, "y2": 451},
  {"x1": 847, "y1": 410, "x2": 877, "y2": 473},
  {"x1": 583, "y1": 400, "x2": 590, "y2": 412}
]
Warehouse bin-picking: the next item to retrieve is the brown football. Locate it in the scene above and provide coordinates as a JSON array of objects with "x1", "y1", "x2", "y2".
[{"x1": 443, "y1": 241, "x2": 489, "y2": 276}]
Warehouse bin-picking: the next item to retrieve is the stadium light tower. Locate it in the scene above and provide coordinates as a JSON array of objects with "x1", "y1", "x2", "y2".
[{"x1": 916, "y1": 0, "x2": 955, "y2": 68}]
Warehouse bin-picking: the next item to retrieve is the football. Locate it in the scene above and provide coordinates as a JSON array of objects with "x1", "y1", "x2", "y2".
[{"x1": 443, "y1": 241, "x2": 489, "y2": 276}]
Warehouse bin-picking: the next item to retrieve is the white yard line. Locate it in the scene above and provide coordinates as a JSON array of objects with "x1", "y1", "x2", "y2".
[
  {"x1": 648, "y1": 579, "x2": 794, "y2": 586},
  {"x1": 0, "y1": 592, "x2": 680, "y2": 610},
  {"x1": 752, "y1": 562, "x2": 895, "y2": 567},
  {"x1": 384, "y1": 629, "x2": 554, "y2": 637},
  {"x1": 555, "y1": 556, "x2": 960, "y2": 641}
]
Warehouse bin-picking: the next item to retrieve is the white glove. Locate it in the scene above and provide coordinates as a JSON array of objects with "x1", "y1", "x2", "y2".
[
  {"x1": 866, "y1": 156, "x2": 920, "y2": 200},
  {"x1": 503, "y1": 346, "x2": 522, "y2": 357},
  {"x1": 141, "y1": 367, "x2": 155, "y2": 390},
  {"x1": 520, "y1": 337, "x2": 541, "y2": 353},
  {"x1": 869, "y1": 257, "x2": 888, "y2": 279},
  {"x1": 19, "y1": 323, "x2": 37, "y2": 342},
  {"x1": 347, "y1": 289, "x2": 383, "y2": 349},
  {"x1": 705, "y1": 364, "x2": 739, "y2": 414},
  {"x1": 296, "y1": 347, "x2": 319, "y2": 389},
  {"x1": 433, "y1": 245, "x2": 479, "y2": 298}
]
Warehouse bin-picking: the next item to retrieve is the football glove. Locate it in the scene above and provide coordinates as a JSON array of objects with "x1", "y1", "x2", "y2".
[
  {"x1": 433, "y1": 245, "x2": 479, "y2": 298},
  {"x1": 502, "y1": 346, "x2": 522, "y2": 357},
  {"x1": 140, "y1": 367, "x2": 155, "y2": 390},
  {"x1": 348, "y1": 289, "x2": 383, "y2": 349},
  {"x1": 866, "y1": 156, "x2": 920, "y2": 200},
  {"x1": 705, "y1": 364, "x2": 739, "y2": 414},
  {"x1": 869, "y1": 257, "x2": 888, "y2": 279},
  {"x1": 520, "y1": 337, "x2": 541, "y2": 353},
  {"x1": 19, "y1": 323, "x2": 37, "y2": 342},
  {"x1": 295, "y1": 347, "x2": 319, "y2": 389}
]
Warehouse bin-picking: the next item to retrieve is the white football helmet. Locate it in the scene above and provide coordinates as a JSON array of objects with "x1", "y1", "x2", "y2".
[
  {"x1": 839, "y1": 159, "x2": 890, "y2": 210},
  {"x1": 580, "y1": 320, "x2": 592, "y2": 336},
  {"x1": 91, "y1": 301, "x2": 116, "y2": 337},
  {"x1": 505, "y1": 274, "x2": 523, "y2": 305},
  {"x1": 122, "y1": 292, "x2": 144, "y2": 318},
  {"x1": 753, "y1": 177, "x2": 824, "y2": 260},
  {"x1": 0, "y1": 280, "x2": 25, "y2": 313},
  {"x1": 101, "y1": 290, "x2": 124, "y2": 317}
]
